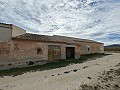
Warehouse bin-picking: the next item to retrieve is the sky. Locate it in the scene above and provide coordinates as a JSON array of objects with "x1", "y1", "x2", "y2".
[{"x1": 0, "y1": 0, "x2": 120, "y2": 45}]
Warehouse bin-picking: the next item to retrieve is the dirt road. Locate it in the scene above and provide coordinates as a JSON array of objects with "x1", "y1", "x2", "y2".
[{"x1": 0, "y1": 53, "x2": 120, "y2": 90}]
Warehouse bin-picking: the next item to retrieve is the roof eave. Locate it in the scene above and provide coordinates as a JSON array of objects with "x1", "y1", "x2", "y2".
[{"x1": 12, "y1": 38, "x2": 66, "y2": 44}]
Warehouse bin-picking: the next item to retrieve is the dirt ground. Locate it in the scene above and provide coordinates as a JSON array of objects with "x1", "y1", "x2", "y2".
[{"x1": 0, "y1": 53, "x2": 120, "y2": 90}]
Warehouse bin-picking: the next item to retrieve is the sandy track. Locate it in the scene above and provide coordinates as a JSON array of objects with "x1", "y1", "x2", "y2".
[{"x1": 0, "y1": 53, "x2": 120, "y2": 90}]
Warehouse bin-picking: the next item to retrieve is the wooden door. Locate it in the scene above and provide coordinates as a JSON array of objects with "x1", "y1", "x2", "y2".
[
  {"x1": 66, "y1": 47, "x2": 75, "y2": 59},
  {"x1": 48, "y1": 45, "x2": 61, "y2": 61},
  {"x1": 48, "y1": 48, "x2": 54, "y2": 61}
]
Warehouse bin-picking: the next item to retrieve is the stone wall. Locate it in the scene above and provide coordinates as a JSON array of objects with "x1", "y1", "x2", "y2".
[
  {"x1": 78, "y1": 42, "x2": 104, "y2": 55},
  {"x1": 75, "y1": 45, "x2": 81, "y2": 59},
  {"x1": 0, "y1": 40, "x2": 66, "y2": 70},
  {"x1": 0, "y1": 41, "x2": 11, "y2": 63},
  {"x1": 0, "y1": 39, "x2": 104, "y2": 70},
  {"x1": 10, "y1": 40, "x2": 65, "y2": 61},
  {"x1": 0, "y1": 40, "x2": 46, "y2": 69}
]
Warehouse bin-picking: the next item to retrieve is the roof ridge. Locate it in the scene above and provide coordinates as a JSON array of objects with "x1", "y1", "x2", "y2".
[
  {"x1": 26, "y1": 33, "x2": 52, "y2": 37},
  {"x1": 0, "y1": 23, "x2": 12, "y2": 26},
  {"x1": 53, "y1": 35, "x2": 95, "y2": 41}
]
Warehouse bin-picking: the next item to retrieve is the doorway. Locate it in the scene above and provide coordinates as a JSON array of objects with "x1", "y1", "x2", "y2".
[
  {"x1": 48, "y1": 45, "x2": 61, "y2": 61},
  {"x1": 66, "y1": 47, "x2": 75, "y2": 59}
]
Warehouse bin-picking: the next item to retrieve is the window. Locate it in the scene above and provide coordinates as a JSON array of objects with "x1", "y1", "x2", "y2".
[
  {"x1": 88, "y1": 48, "x2": 90, "y2": 51},
  {"x1": 37, "y1": 48, "x2": 42, "y2": 54}
]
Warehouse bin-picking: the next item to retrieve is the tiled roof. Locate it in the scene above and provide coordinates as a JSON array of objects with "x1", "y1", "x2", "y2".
[
  {"x1": 0, "y1": 23, "x2": 103, "y2": 44},
  {"x1": 13, "y1": 33, "x2": 103, "y2": 44},
  {"x1": 12, "y1": 33, "x2": 65, "y2": 43},
  {"x1": 53, "y1": 35, "x2": 103, "y2": 44}
]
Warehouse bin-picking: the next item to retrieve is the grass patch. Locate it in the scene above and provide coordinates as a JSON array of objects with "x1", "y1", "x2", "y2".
[{"x1": 0, "y1": 53, "x2": 110, "y2": 77}]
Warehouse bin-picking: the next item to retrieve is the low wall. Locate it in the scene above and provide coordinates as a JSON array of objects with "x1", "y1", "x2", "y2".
[{"x1": 0, "y1": 60, "x2": 47, "y2": 70}]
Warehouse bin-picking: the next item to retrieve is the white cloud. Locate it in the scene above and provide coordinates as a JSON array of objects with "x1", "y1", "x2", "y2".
[{"x1": 0, "y1": 0, "x2": 120, "y2": 45}]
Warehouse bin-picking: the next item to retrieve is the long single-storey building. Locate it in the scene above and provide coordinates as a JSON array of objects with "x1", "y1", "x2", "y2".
[{"x1": 0, "y1": 23, "x2": 104, "y2": 69}]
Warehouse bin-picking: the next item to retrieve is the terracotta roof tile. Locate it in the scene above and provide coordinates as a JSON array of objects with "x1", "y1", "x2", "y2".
[
  {"x1": 12, "y1": 33, "x2": 103, "y2": 44},
  {"x1": 12, "y1": 33, "x2": 65, "y2": 43}
]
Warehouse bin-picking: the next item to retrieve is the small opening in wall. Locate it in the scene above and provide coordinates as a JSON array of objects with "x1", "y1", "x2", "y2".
[
  {"x1": 88, "y1": 48, "x2": 90, "y2": 51},
  {"x1": 14, "y1": 43, "x2": 19, "y2": 50},
  {"x1": 37, "y1": 48, "x2": 42, "y2": 54}
]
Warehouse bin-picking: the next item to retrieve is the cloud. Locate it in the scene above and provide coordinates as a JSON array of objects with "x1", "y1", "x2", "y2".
[{"x1": 0, "y1": 0, "x2": 120, "y2": 45}]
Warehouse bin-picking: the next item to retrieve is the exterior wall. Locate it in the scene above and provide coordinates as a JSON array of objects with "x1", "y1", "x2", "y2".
[
  {"x1": 75, "y1": 45, "x2": 81, "y2": 59},
  {"x1": 0, "y1": 38, "x2": 104, "y2": 70},
  {"x1": 10, "y1": 40, "x2": 46, "y2": 62},
  {"x1": 99, "y1": 44, "x2": 104, "y2": 53},
  {"x1": 0, "y1": 40, "x2": 66, "y2": 70},
  {"x1": 44, "y1": 43, "x2": 66, "y2": 60},
  {"x1": 0, "y1": 41, "x2": 11, "y2": 64},
  {"x1": 78, "y1": 42, "x2": 104, "y2": 55},
  {"x1": 12, "y1": 25, "x2": 26, "y2": 37},
  {"x1": 66, "y1": 45, "x2": 80, "y2": 59},
  {"x1": 0, "y1": 40, "x2": 104, "y2": 64},
  {"x1": 0, "y1": 26, "x2": 12, "y2": 43},
  {"x1": 10, "y1": 40, "x2": 66, "y2": 61},
  {"x1": 0, "y1": 40, "x2": 46, "y2": 70},
  {"x1": 0, "y1": 24, "x2": 26, "y2": 43}
]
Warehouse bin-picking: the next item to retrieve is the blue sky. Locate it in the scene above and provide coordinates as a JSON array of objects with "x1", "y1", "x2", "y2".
[{"x1": 0, "y1": 0, "x2": 120, "y2": 45}]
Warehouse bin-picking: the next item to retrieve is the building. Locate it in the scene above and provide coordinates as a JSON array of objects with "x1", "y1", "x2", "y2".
[{"x1": 0, "y1": 23, "x2": 104, "y2": 69}]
